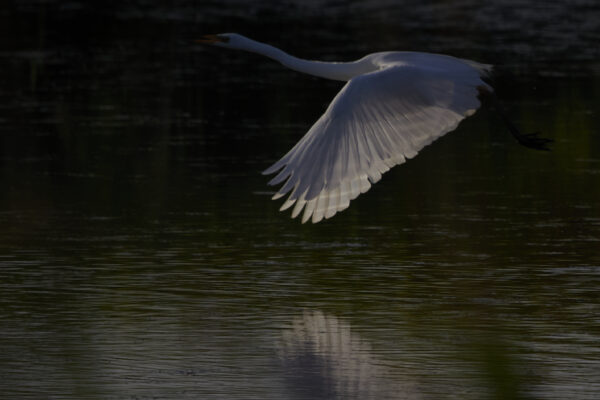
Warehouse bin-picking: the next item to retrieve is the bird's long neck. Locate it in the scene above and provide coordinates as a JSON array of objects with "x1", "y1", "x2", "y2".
[{"x1": 236, "y1": 38, "x2": 372, "y2": 82}]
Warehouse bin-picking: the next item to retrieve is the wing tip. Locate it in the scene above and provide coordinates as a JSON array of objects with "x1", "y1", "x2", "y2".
[{"x1": 262, "y1": 162, "x2": 284, "y2": 176}]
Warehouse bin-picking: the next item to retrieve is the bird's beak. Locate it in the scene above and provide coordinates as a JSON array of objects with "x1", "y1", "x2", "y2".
[{"x1": 196, "y1": 34, "x2": 228, "y2": 44}]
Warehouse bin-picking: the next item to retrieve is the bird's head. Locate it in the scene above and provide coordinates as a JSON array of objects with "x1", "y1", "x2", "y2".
[{"x1": 196, "y1": 33, "x2": 252, "y2": 50}]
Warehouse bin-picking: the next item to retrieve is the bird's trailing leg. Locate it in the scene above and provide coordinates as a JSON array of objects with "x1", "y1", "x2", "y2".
[{"x1": 478, "y1": 86, "x2": 552, "y2": 151}]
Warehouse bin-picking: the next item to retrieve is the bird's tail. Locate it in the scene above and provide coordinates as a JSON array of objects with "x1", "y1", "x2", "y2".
[{"x1": 463, "y1": 59, "x2": 494, "y2": 78}]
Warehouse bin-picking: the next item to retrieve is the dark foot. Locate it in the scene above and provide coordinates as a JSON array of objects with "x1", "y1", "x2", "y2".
[
  {"x1": 515, "y1": 131, "x2": 553, "y2": 151},
  {"x1": 477, "y1": 87, "x2": 553, "y2": 152}
]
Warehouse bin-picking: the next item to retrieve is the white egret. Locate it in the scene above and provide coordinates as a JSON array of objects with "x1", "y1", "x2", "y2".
[{"x1": 199, "y1": 33, "x2": 551, "y2": 223}]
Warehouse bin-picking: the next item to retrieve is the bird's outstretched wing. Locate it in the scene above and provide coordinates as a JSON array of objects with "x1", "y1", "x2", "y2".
[{"x1": 263, "y1": 64, "x2": 490, "y2": 223}]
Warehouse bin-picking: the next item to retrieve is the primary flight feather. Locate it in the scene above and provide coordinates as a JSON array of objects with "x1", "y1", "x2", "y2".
[{"x1": 199, "y1": 33, "x2": 550, "y2": 223}]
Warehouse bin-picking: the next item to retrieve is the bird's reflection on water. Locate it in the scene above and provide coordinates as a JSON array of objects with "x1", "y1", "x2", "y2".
[{"x1": 278, "y1": 310, "x2": 420, "y2": 400}]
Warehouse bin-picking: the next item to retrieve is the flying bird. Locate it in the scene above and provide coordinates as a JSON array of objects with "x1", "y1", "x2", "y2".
[{"x1": 199, "y1": 33, "x2": 551, "y2": 223}]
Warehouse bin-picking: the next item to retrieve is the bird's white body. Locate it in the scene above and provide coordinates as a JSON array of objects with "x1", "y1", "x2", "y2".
[{"x1": 203, "y1": 33, "x2": 493, "y2": 223}]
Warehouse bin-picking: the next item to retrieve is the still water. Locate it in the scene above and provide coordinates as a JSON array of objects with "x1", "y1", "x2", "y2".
[{"x1": 1, "y1": 1, "x2": 599, "y2": 399}]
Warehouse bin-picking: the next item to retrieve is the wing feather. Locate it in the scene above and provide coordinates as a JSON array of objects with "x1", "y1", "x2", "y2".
[{"x1": 264, "y1": 63, "x2": 489, "y2": 223}]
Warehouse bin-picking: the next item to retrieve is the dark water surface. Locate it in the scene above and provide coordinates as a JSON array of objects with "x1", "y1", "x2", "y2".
[{"x1": 1, "y1": 1, "x2": 599, "y2": 399}]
